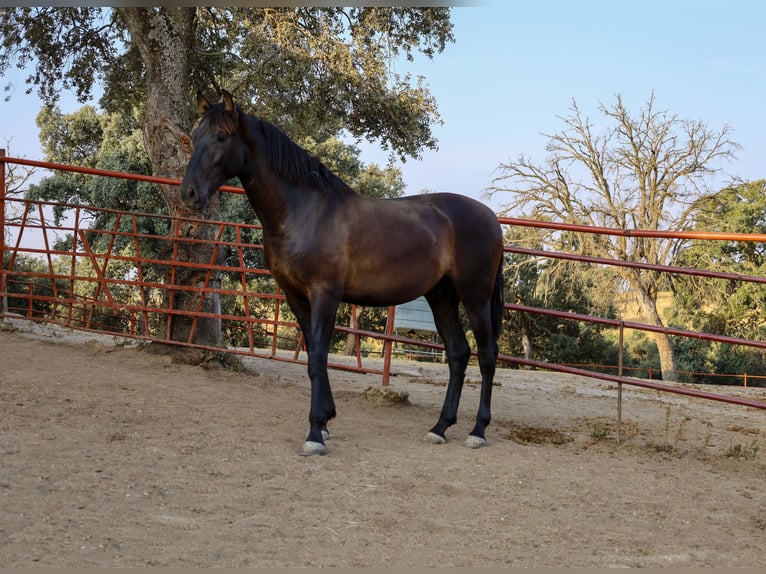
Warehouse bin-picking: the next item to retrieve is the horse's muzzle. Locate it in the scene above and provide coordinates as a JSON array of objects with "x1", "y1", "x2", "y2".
[{"x1": 180, "y1": 185, "x2": 202, "y2": 210}]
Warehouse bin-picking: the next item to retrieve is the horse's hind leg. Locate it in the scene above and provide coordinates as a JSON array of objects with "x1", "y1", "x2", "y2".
[
  {"x1": 462, "y1": 300, "x2": 499, "y2": 448},
  {"x1": 425, "y1": 280, "x2": 471, "y2": 443}
]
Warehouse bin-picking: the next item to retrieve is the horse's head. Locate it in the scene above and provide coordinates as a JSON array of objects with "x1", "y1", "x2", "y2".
[{"x1": 180, "y1": 90, "x2": 249, "y2": 211}]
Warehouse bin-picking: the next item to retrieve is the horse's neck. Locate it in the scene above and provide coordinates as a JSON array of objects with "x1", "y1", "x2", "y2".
[
  {"x1": 241, "y1": 115, "x2": 350, "y2": 235},
  {"x1": 242, "y1": 172, "x2": 326, "y2": 238}
]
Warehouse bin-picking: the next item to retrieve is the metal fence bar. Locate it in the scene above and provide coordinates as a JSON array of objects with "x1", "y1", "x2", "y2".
[
  {"x1": 0, "y1": 148, "x2": 6, "y2": 317},
  {"x1": 2, "y1": 152, "x2": 765, "y2": 413}
]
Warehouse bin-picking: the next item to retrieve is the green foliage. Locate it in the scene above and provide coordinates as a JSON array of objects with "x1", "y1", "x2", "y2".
[
  {"x1": 673, "y1": 180, "x2": 766, "y2": 340},
  {"x1": 28, "y1": 104, "x2": 162, "y2": 226},
  {"x1": 0, "y1": 7, "x2": 119, "y2": 104},
  {"x1": 23, "y1": 104, "x2": 407, "y2": 346},
  {"x1": 491, "y1": 93, "x2": 740, "y2": 381},
  {"x1": 501, "y1": 225, "x2": 620, "y2": 368},
  {"x1": 724, "y1": 441, "x2": 759, "y2": 461},
  {"x1": 2, "y1": 254, "x2": 67, "y2": 318},
  {"x1": 184, "y1": 7, "x2": 452, "y2": 159},
  {"x1": 1, "y1": 6, "x2": 449, "y2": 348},
  {"x1": 621, "y1": 331, "x2": 661, "y2": 378},
  {"x1": 36, "y1": 105, "x2": 103, "y2": 166},
  {"x1": 1, "y1": 7, "x2": 453, "y2": 161},
  {"x1": 668, "y1": 180, "x2": 766, "y2": 385},
  {"x1": 709, "y1": 345, "x2": 766, "y2": 386}
]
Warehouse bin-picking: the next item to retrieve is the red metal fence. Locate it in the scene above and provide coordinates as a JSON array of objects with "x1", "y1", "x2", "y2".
[{"x1": 2, "y1": 151, "x2": 765, "y2": 415}]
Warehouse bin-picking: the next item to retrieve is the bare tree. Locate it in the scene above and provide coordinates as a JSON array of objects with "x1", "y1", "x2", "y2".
[
  {"x1": 2, "y1": 139, "x2": 36, "y2": 198},
  {"x1": 489, "y1": 93, "x2": 739, "y2": 382},
  {"x1": 1, "y1": 139, "x2": 38, "y2": 240},
  {"x1": 2, "y1": 139, "x2": 38, "y2": 317}
]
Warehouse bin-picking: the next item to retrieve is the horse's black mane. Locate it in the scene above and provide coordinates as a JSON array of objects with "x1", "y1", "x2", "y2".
[
  {"x1": 256, "y1": 119, "x2": 356, "y2": 196},
  {"x1": 202, "y1": 101, "x2": 355, "y2": 196}
]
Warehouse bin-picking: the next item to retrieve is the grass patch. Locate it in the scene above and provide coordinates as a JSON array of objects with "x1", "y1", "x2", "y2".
[{"x1": 724, "y1": 440, "x2": 760, "y2": 461}]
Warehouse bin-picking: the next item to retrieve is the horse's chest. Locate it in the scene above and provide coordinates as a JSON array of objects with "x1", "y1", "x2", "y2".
[{"x1": 263, "y1": 236, "x2": 336, "y2": 290}]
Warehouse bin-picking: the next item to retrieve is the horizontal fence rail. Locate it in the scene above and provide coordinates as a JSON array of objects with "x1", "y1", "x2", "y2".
[{"x1": 2, "y1": 151, "x2": 765, "y2": 417}]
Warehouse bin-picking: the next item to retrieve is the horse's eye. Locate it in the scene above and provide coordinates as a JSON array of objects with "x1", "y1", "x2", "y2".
[{"x1": 216, "y1": 133, "x2": 226, "y2": 142}]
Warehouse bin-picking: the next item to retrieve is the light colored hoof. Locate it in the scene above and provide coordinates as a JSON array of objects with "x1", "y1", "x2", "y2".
[
  {"x1": 300, "y1": 441, "x2": 327, "y2": 456},
  {"x1": 322, "y1": 429, "x2": 330, "y2": 441},
  {"x1": 427, "y1": 431, "x2": 446, "y2": 445},
  {"x1": 464, "y1": 435, "x2": 487, "y2": 449}
]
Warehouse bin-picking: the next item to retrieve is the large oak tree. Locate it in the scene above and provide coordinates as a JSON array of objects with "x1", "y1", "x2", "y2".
[
  {"x1": 1, "y1": 7, "x2": 452, "y2": 349},
  {"x1": 490, "y1": 93, "x2": 739, "y2": 382}
]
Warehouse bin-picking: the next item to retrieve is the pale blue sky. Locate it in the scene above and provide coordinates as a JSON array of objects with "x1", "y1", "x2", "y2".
[
  {"x1": 362, "y1": 0, "x2": 766, "y2": 210},
  {"x1": 1, "y1": 1, "x2": 764, "y2": 213}
]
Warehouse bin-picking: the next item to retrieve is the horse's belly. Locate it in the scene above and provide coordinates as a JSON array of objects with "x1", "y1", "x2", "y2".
[{"x1": 342, "y1": 265, "x2": 443, "y2": 307}]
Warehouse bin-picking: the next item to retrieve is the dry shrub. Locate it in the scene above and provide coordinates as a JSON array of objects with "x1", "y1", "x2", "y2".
[{"x1": 362, "y1": 386, "x2": 410, "y2": 407}]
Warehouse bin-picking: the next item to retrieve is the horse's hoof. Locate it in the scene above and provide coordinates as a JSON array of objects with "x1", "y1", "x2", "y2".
[
  {"x1": 300, "y1": 441, "x2": 327, "y2": 456},
  {"x1": 464, "y1": 435, "x2": 487, "y2": 449},
  {"x1": 427, "y1": 431, "x2": 446, "y2": 445}
]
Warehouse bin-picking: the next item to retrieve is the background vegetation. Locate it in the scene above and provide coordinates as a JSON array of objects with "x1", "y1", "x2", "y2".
[{"x1": 2, "y1": 8, "x2": 765, "y2": 385}]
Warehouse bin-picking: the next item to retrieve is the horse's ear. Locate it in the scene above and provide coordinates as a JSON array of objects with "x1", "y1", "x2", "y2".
[
  {"x1": 220, "y1": 90, "x2": 236, "y2": 113},
  {"x1": 196, "y1": 91, "x2": 210, "y2": 115}
]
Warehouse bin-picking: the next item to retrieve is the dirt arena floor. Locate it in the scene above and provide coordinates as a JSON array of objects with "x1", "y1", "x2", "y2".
[{"x1": 1, "y1": 319, "x2": 764, "y2": 567}]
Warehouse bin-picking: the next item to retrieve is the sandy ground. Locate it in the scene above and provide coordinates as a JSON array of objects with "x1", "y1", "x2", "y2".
[{"x1": 1, "y1": 318, "x2": 764, "y2": 567}]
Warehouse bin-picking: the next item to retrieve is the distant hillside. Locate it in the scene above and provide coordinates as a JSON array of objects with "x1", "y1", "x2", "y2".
[{"x1": 613, "y1": 291, "x2": 674, "y2": 324}]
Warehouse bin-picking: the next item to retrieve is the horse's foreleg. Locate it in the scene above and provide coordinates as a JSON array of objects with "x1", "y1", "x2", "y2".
[
  {"x1": 300, "y1": 294, "x2": 340, "y2": 456},
  {"x1": 302, "y1": 349, "x2": 337, "y2": 456}
]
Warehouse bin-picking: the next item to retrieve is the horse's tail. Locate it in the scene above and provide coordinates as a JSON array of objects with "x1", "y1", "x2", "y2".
[{"x1": 491, "y1": 259, "x2": 504, "y2": 342}]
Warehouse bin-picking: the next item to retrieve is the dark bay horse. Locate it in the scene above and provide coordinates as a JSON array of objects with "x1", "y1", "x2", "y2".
[{"x1": 181, "y1": 91, "x2": 505, "y2": 456}]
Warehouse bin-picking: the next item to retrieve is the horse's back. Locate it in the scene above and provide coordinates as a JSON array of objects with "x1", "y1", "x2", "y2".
[
  {"x1": 352, "y1": 192, "x2": 501, "y2": 265},
  {"x1": 336, "y1": 192, "x2": 501, "y2": 306},
  {"x1": 421, "y1": 192, "x2": 502, "y2": 237},
  {"x1": 420, "y1": 192, "x2": 503, "y2": 257}
]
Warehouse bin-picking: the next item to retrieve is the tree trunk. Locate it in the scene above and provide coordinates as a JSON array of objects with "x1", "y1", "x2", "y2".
[
  {"x1": 633, "y1": 285, "x2": 678, "y2": 382},
  {"x1": 118, "y1": 8, "x2": 223, "y2": 349},
  {"x1": 511, "y1": 293, "x2": 534, "y2": 369},
  {"x1": 519, "y1": 312, "x2": 533, "y2": 369}
]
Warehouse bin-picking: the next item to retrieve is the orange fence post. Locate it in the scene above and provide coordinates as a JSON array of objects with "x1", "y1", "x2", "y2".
[
  {"x1": 1, "y1": 152, "x2": 766, "y2": 411},
  {"x1": 235, "y1": 225, "x2": 255, "y2": 352},
  {"x1": 272, "y1": 285, "x2": 281, "y2": 357},
  {"x1": 617, "y1": 320, "x2": 624, "y2": 444},
  {"x1": 0, "y1": 148, "x2": 6, "y2": 318},
  {"x1": 351, "y1": 304, "x2": 363, "y2": 369},
  {"x1": 381, "y1": 305, "x2": 396, "y2": 386}
]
